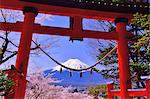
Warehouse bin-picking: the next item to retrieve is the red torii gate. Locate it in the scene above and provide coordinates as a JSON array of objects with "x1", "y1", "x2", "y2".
[{"x1": 0, "y1": 0, "x2": 149, "y2": 99}]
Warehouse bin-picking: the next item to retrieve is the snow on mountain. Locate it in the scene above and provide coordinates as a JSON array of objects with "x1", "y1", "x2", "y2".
[
  {"x1": 53, "y1": 59, "x2": 88, "y2": 71},
  {"x1": 44, "y1": 59, "x2": 109, "y2": 87}
]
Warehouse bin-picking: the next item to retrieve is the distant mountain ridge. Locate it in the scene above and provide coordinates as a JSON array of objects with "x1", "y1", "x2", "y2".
[
  {"x1": 53, "y1": 59, "x2": 88, "y2": 71},
  {"x1": 44, "y1": 59, "x2": 109, "y2": 87}
]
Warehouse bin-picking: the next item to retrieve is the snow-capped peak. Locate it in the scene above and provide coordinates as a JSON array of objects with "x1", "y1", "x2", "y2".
[{"x1": 53, "y1": 59, "x2": 88, "y2": 71}]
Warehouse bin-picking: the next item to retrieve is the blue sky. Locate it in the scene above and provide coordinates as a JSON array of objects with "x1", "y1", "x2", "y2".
[
  {"x1": 0, "y1": 12, "x2": 109, "y2": 72},
  {"x1": 30, "y1": 15, "x2": 100, "y2": 71}
]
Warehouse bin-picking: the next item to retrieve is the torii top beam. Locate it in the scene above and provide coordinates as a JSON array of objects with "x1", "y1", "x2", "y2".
[{"x1": 0, "y1": 0, "x2": 149, "y2": 21}]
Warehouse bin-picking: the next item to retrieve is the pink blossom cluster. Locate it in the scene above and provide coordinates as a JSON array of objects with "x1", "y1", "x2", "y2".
[{"x1": 25, "y1": 71, "x2": 93, "y2": 99}]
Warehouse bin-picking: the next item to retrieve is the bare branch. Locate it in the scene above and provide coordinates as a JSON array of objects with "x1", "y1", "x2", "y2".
[{"x1": 0, "y1": 51, "x2": 17, "y2": 64}]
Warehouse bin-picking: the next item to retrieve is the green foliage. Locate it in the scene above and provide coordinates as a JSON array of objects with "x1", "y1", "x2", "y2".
[
  {"x1": 0, "y1": 71, "x2": 15, "y2": 96},
  {"x1": 89, "y1": 85, "x2": 107, "y2": 99},
  {"x1": 130, "y1": 13, "x2": 150, "y2": 55},
  {"x1": 96, "y1": 13, "x2": 150, "y2": 87},
  {"x1": 129, "y1": 13, "x2": 150, "y2": 79},
  {"x1": 131, "y1": 13, "x2": 150, "y2": 30}
]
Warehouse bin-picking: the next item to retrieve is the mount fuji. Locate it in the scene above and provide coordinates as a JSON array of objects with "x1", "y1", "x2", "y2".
[{"x1": 44, "y1": 59, "x2": 109, "y2": 87}]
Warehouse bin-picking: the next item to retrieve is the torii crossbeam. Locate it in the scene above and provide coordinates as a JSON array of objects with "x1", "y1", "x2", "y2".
[{"x1": 0, "y1": 0, "x2": 149, "y2": 99}]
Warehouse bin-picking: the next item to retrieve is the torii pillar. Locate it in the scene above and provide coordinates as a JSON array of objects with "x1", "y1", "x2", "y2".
[
  {"x1": 115, "y1": 18, "x2": 131, "y2": 99},
  {"x1": 5, "y1": 7, "x2": 38, "y2": 99}
]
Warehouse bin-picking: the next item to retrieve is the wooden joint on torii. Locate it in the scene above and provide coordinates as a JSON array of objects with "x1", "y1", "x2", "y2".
[{"x1": 70, "y1": 16, "x2": 83, "y2": 41}]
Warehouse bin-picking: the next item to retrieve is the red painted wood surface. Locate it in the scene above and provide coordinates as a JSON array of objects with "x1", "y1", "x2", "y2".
[
  {"x1": 146, "y1": 80, "x2": 150, "y2": 98},
  {"x1": 0, "y1": 0, "x2": 133, "y2": 21},
  {"x1": 110, "y1": 89, "x2": 147, "y2": 97},
  {"x1": 107, "y1": 83, "x2": 114, "y2": 99},
  {"x1": 0, "y1": 22, "x2": 135, "y2": 40},
  {"x1": 0, "y1": 22, "x2": 116, "y2": 40},
  {"x1": 128, "y1": 89, "x2": 146, "y2": 96},
  {"x1": 70, "y1": 16, "x2": 83, "y2": 40},
  {"x1": 107, "y1": 80, "x2": 150, "y2": 98},
  {"x1": 117, "y1": 22, "x2": 131, "y2": 99},
  {"x1": 12, "y1": 12, "x2": 36, "y2": 99}
]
